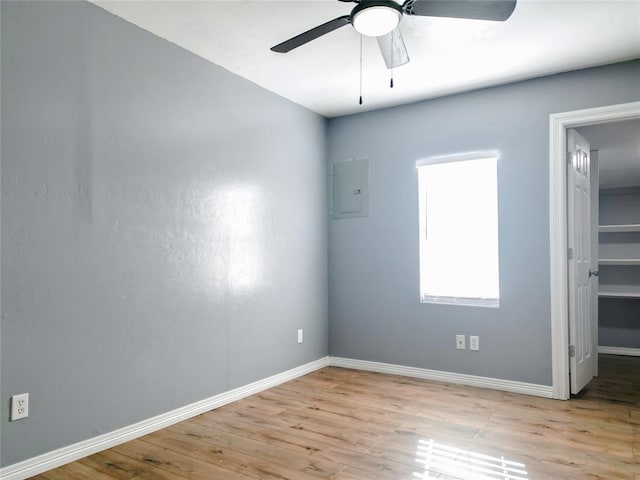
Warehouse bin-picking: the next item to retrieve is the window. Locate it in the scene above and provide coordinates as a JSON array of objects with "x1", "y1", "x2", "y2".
[{"x1": 417, "y1": 153, "x2": 500, "y2": 307}]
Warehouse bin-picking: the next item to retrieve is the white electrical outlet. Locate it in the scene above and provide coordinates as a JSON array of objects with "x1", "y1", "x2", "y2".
[
  {"x1": 297, "y1": 329, "x2": 304, "y2": 344},
  {"x1": 470, "y1": 336, "x2": 480, "y2": 351},
  {"x1": 456, "y1": 335, "x2": 466, "y2": 350},
  {"x1": 10, "y1": 393, "x2": 29, "y2": 421}
]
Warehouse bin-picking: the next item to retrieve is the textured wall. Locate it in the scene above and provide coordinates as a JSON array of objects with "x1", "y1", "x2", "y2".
[
  {"x1": 1, "y1": 1, "x2": 327, "y2": 466},
  {"x1": 327, "y1": 61, "x2": 640, "y2": 385}
]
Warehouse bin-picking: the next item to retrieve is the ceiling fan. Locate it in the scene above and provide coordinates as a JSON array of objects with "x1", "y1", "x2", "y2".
[{"x1": 271, "y1": 0, "x2": 517, "y2": 70}]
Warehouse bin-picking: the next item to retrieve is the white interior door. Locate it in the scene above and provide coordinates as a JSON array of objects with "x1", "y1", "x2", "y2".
[{"x1": 567, "y1": 128, "x2": 594, "y2": 394}]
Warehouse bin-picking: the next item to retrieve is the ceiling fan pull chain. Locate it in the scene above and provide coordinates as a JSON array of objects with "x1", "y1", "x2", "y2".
[
  {"x1": 359, "y1": 34, "x2": 363, "y2": 105},
  {"x1": 390, "y1": 32, "x2": 394, "y2": 88}
]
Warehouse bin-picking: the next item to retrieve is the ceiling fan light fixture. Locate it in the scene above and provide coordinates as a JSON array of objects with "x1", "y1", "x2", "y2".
[{"x1": 352, "y1": 3, "x2": 402, "y2": 37}]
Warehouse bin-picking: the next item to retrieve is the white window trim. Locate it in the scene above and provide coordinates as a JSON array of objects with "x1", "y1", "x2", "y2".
[
  {"x1": 416, "y1": 150, "x2": 500, "y2": 168},
  {"x1": 417, "y1": 151, "x2": 501, "y2": 308},
  {"x1": 421, "y1": 295, "x2": 500, "y2": 308}
]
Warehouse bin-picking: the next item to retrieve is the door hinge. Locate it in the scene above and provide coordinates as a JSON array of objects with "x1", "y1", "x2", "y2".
[
  {"x1": 569, "y1": 345, "x2": 576, "y2": 358},
  {"x1": 567, "y1": 248, "x2": 574, "y2": 260}
]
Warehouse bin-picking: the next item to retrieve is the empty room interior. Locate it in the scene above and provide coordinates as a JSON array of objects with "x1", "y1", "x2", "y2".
[{"x1": 1, "y1": 1, "x2": 639, "y2": 479}]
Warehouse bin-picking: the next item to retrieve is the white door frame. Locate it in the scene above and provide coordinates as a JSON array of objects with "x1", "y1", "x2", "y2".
[{"x1": 549, "y1": 101, "x2": 640, "y2": 400}]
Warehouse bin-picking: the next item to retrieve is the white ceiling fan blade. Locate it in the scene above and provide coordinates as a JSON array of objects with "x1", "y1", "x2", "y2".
[{"x1": 376, "y1": 27, "x2": 410, "y2": 69}]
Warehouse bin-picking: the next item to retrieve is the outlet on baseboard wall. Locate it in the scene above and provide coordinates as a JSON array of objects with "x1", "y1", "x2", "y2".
[
  {"x1": 470, "y1": 335, "x2": 480, "y2": 351},
  {"x1": 456, "y1": 335, "x2": 466, "y2": 350},
  {"x1": 297, "y1": 329, "x2": 304, "y2": 344}
]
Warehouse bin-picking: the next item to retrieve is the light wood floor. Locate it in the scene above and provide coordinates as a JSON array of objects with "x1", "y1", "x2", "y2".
[{"x1": 31, "y1": 354, "x2": 639, "y2": 480}]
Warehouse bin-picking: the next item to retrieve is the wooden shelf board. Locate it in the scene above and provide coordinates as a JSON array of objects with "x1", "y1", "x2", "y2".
[
  {"x1": 599, "y1": 291, "x2": 640, "y2": 299},
  {"x1": 598, "y1": 258, "x2": 640, "y2": 266},
  {"x1": 599, "y1": 224, "x2": 640, "y2": 233}
]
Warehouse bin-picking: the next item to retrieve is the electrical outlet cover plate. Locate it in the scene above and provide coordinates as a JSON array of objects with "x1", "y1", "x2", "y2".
[
  {"x1": 11, "y1": 393, "x2": 29, "y2": 421},
  {"x1": 297, "y1": 329, "x2": 304, "y2": 344},
  {"x1": 470, "y1": 336, "x2": 480, "y2": 351},
  {"x1": 456, "y1": 334, "x2": 466, "y2": 350}
]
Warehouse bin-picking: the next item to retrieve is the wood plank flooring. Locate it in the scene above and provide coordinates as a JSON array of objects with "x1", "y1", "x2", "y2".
[{"x1": 31, "y1": 354, "x2": 639, "y2": 480}]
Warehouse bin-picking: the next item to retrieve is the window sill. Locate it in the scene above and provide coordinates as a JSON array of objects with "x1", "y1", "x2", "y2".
[{"x1": 420, "y1": 296, "x2": 500, "y2": 308}]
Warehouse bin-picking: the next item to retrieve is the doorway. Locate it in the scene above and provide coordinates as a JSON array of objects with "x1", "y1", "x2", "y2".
[
  {"x1": 549, "y1": 101, "x2": 640, "y2": 400},
  {"x1": 577, "y1": 119, "x2": 640, "y2": 353}
]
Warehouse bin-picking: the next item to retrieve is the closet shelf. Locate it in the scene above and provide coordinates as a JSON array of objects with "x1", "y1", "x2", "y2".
[
  {"x1": 599, "y1": 259, "x2": 640, "y2": 266},
  {"x1": 599, "y1": 291, "x2": 640, "y2": 299},
  {"x1": 599, "y1": 224, "x2": 640, "y2": 233}
]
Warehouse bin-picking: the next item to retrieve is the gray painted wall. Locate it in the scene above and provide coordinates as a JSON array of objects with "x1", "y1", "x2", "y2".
[
  {"x1": 598, "y1": 188, "x2": 640, "y2": 348},
  {"x1": 599, "y1": 299, "x2": 640, "y2": 347},
  {"x1": 327, "y1": 61, "x2": 640, "y2": 385},
  {"x1": 1, "y1": 1, "x2": 327, "y2": 466}
]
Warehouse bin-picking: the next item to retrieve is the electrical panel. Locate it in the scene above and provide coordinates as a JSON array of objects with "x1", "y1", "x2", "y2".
[{"x1": 332, "y1": 159, "x2": 369, "y2": 219}]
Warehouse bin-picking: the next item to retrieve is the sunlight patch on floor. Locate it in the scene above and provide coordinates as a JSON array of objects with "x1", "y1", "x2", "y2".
[{"x1": 413, "y1": 439, "x2": 529, "y2": 480}]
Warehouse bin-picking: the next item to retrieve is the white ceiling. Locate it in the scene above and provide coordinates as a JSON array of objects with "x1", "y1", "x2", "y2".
[
  {"x1": 578, "y1": 119, "x2": 640, "y2": 190},
  {"x1": 90, "y1": 0, "x2": 640, "y2": 118}
]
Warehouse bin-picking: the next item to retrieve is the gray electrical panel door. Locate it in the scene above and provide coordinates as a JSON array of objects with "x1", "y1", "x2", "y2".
[{"x1": 332, "y1": 159, "x2": 369, "y2": 219}]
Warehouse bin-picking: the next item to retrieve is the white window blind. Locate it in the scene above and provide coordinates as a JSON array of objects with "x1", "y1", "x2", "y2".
[{"x1": 417, "y1": 154, "x2": 500, "y2": 307}]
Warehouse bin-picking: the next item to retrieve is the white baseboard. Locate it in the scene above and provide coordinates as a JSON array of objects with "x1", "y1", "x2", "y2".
[
  {"x1": 0, "y1": 356, "x2": 331, "y2": 480},
  {"x1": 330, "y1": 357, "x2": 554, "y2": 398},
  {"x1": 598, "y1": 346, "x2": 640, "y2": 356},
  {"x1": 1, "y1": 354, "x2": 556, "y2": 479}
]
